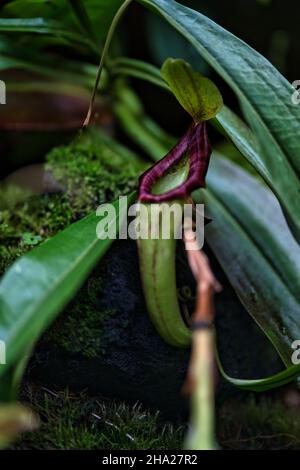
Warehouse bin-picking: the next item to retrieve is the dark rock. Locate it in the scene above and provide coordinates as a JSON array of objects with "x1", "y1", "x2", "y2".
[{"x1": 27, "y1": 239, "x2": 283, "y2": 418}]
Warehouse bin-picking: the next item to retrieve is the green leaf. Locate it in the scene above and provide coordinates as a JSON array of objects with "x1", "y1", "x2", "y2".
[
  {"x1": 114, "y1": 83, "x2": 174, "y2": 161},
  {"x1": 161, "y1": 58, "x2": 223, "y2": 122},
  {"x1": 1, "y1": 0, "x2": 54, "y2": 19},
  {"x1": 0, "y1": 17, "x2": 62, "y2": 33},
  {"x1": 0, "y1": 37, "x2": 97, "y2": 88},
  {"x1": 2, "y1": 0, "x2": 124, "y2": 45},
  {"x1": 67, "y1": 0, "x2": 95, "y2": 41},
  {"x1": 145, "y1": 9, "x2": 209, "y2": 75},
  {"x1": 0, "y1": 17, "x2": 98, "y2": 53},
  {"x1": 195, "y1": 155, "x2": 300, "y2": 369},
  {"x1": 110, "y1": 57, "x2": 169, "y2": 91},
  {"x1": 138, "y1": 0, "x2": 300, "y2": 243},
  {"x1": 214, "y1": 106, "x2": 271, "y2": 184},
  {"x1": 0, "y1": 345, "x2": 33, "y2": 401},
  {"x1": 21, "y1": 232, "x2": 42, "y2": 246},
  {"x1": 216, "y1": 347, "x2": 300, "y2": 392},
  {"x1": 0, "y1": 194, "x2": 136, "y2": 378}
]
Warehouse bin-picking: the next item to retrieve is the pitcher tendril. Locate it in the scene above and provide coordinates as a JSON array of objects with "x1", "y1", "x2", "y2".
[{"x1": 83, "y1": 0, "x2": 133, "y2": 127}]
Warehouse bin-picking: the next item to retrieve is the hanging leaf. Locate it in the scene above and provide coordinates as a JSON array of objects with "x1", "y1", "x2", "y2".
[{"x1": 197, "y1": 155, "x2": 300, "y2": 370}]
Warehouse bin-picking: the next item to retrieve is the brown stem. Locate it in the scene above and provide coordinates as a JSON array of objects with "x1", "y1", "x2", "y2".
[{"x1": 182, "y1": 223, "x2": 222, "y2": 395}]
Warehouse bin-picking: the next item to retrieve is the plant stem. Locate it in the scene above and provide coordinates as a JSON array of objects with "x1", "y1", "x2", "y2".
[
  {"x1": 182, "y1": 238, "x2": 221, "y2": 450},
  {"x1": 83, "y1": 0, "x2": 134, "y2": 127},
  {"x1": 185, "y1": 328, "x2": 217, "y2": 450}
]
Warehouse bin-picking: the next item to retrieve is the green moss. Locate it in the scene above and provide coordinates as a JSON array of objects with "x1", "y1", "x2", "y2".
[
  {"x1": 0, "y1": 192, "x2": 72, "y2": 275},
  {"x1": 15, "y1": 386, "x2": 184, "y2": 450},
  {"x1": 218, "y1": 395, "x2": 300, "y2": 450},
  {"x1": 0, "y1": 128, "x2": 144, "y2": 276},
  {"x1": 14, "y1": 386, "x2": 300, "y2": 450},
  {"x1": 44, "y1": 264, "x2": 115, "y2": 358},
  {"x1": 45, "y1": 127, "x2": 145, "y2": 216}
]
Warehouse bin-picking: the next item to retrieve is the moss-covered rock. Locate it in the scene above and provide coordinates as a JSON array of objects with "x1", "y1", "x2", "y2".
[
  {"x1": 26, "y1": 239, "x2": 283, "y2": 418},
  {"x1": 0, "y1": 127, "x2": 145, "y2": 275},
  {"x1": 45, "y1": 128, "x2": 145, "y2": 217},
  {"x1": 28, "y1": 239, "x2": 191, "y2": 417},
  {"x1": 0, "y1": 192, "x2": 73, "y2": 274},
  {"x1": 44, "y1": 263, "x2": 116, "y2": 359}
]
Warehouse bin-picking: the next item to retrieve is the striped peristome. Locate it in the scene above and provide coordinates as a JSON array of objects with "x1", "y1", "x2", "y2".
[{"x1": 138, "y1": 122, "x2": 211, "y2": 202}]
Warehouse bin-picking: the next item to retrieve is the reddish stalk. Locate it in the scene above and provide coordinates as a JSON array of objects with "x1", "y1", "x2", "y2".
[
  {"x1": 182, "y1": 225, "x2": 222, "y2": 395},
  {"x1": 182, "y1": 225, "x2": 222, "y2": 449}
]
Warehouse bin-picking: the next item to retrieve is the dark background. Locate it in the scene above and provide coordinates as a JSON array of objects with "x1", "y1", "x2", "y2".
[{"x1": 0, "y1": 0, "x2": 299, "y2": 177}]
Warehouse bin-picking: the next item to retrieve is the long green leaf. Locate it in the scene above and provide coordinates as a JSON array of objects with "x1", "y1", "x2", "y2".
[
  {"x1": 214, "y1": 107, "x2": 271, "y2": 184},
  {"x1": 110, "y1": 57, "x2": 169, "y2": 91},
  {"x1": 0, "y1": 37, "x2": 97, "y2": 88},
  {"x1": 0, "y1": 194, "x2": 136, "y2": 378},
  {"x1": 139, "y1": 0, "x2": 300, "y2": 243},
  {"x1": 216, "y1": 346, "x2": 300, "y2": 392},
  {"x1": 68, "y1": 0, "x2": 95, "y2": 41},
  {"x1": 114, "y1": 98, "x2": 172, "y2": 161},
  {"x1": 195, "y1": 155, "x2": 300, "y2": 368},
  {"x1": 0, "y1": 17, "x2": 97, "y2": 53},
  {"x1": 2, "y1": 0, "x2": 124, "y2": 45}
]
